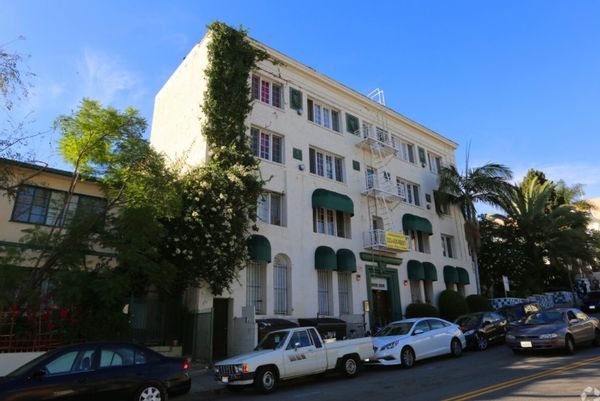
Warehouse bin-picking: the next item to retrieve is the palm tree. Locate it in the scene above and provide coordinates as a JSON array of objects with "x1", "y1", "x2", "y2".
[{"x1": 435, "y1": 161, "x2": 513, "y2": 293}]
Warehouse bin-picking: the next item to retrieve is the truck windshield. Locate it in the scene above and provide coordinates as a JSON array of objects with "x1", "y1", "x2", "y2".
[{"x1": 255, "y1": 330, "x2": 290, "y2": 350}]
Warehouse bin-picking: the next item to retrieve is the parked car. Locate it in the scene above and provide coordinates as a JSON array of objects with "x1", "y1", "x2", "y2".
[
  {"x1": 581, "y1": 291, "x2": 600, "y2": 313},
  {"x1": 506, "y1": 308, "x2": 600, "y2": 354},
  {"x1": 214, "y1": 326, "x2": 373, "y2": 393},
  {"x1": 370, "y1": 318, "x2": 466, "y2": 368},
  {"x1": 455, "y1": 311, "x2": 508, "y2": 351},
  {"x1": 497, "y1": 302, "x2": 542, "y2": 327},
  {"x1": 0, "y1": 342, "x2": 191, "y2": 401}
]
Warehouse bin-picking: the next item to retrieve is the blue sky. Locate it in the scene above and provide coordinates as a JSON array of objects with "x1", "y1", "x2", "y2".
[{"x1": 2, "y1": 1, "x2": 600, "y2": 199}]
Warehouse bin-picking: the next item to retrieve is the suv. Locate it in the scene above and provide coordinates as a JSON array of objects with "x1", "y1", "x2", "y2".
[
  {"x1": 581, "y1": 291, "x2": 600, "y2": 313},
  {"x1": 497, "y1": 303, "x2": 542, "y2": 327}
]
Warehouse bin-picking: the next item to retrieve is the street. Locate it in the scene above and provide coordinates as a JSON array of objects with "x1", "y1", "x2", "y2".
[{"x1": 181, "y1": 343, "x2": 600, "y2": 401}]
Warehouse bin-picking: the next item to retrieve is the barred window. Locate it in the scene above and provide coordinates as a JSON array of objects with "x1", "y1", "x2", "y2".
[
  {"x1": 338, "y1": 273, "x2": 352, "y2": 314},
  {"x1": 318, "y1": 270, "x2": 332, "y2": 315},
  {"x1": 273, "y1": 254, "x2": 289, "y2": 315},
  {"x1": 246, "y1": 262, "x2": 266, "y2": 314}
]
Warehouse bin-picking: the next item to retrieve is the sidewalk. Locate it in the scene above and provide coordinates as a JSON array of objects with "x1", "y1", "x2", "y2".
[{"x1": 181, "y1": 363, "x2": 226, "y2": 400}]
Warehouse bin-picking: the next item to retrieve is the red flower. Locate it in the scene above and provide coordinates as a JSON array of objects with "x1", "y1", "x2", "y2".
[
  {"x1": 47, "y1": 322, "x2": 56, "y2": 330},
  {"x1": 59, "y1": 309, "x2": 69, "y2": 319},
  {"x1": 41, "y1": 312, "x2": 49, "y2": 321}
]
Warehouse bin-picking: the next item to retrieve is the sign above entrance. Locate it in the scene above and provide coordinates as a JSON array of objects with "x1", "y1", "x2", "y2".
[
  {"x1": 385, "y1": 231, "x2": 409, "y2": 251},
  {"x1": 371, "y1": 277, "x2": 388, "y2": 291}
]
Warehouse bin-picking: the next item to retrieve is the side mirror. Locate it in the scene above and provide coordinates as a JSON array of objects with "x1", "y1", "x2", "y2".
[
  {"x1": 294, "y1": 342, "x2": 301, "y2": 350},
  {"x1": 413, "y1": 329, "x2": 424, "y2": 336}
]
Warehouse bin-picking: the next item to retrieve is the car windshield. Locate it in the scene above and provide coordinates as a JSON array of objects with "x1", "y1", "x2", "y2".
[
  {"x1": 374, "y1": 322, "x2": 414, "y2": 337},
  {"x1": 525, "y1": 311, "x2": 564, "y2": 325},
  {"x1": 255, "y1": 330, "x2": 290, "y2": 350},
  {"x1": 586, "y1": 292, "x2": 600, "y2": 300},
  {"x1": 455, "y1": 314, "x2": 481, "y2": 328}
]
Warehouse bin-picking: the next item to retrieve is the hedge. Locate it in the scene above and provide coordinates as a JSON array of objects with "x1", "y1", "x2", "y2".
[
  {"x1": 466, "y1": 294, "x2": 494, "y2": 312},
  {"x1": 438, "y1": 290, "x2": 469, "y2": 321},
  {"x1": 405, "y1": 303, "x2": 440, "y2": 318}
]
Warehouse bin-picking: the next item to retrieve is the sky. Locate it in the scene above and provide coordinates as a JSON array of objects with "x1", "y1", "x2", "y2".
[{"x1": 2, "y1": 1, "x2": 600, "y2": 201}]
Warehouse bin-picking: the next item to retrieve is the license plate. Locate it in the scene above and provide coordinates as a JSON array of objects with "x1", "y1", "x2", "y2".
[
  {"x1": 520, "y1": 341, "x2": 532, "y2": 348},
  {"x1": 590, "y1": 306, "x2": 596, "y2": 310},
  {"x1": 221, "y1": 377, "x2": 229, "y2": 383}
]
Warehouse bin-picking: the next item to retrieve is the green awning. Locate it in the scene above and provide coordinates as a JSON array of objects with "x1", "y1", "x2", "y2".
[
  {"x1": 336, "y1": 249, "x2": 357, "y2": 273},
  {"x1": 407, "y1": 260, "x2": 425, "y2": 280},
  {"x1": 315, "y1": 246, "x2": 336, "y2": 270},
  {"x1": 312, "y1": 189, "x2": 354, "y2": 216},
  {"x1": 402, "y1": 214, "x2": 433, "y2": 235},
  {"x1": 423, "y1": 262, "x2": 438, "y2": 281},
  {"x1": 247, "y1": 235, "x2": 271, "y2": 262},
  {"x1": 457, "y1": 267, "x2": 470, "y2": 285},
  {"x1": 444, "y1": 265, "x2": 459, "y2": 284}
]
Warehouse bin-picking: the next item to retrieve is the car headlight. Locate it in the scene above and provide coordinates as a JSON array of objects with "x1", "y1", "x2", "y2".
[
  {"x1": 539, "y1": 333, "x2": 558, "y2": 339},
  {"x1": 381, "y1": 340, "x2": 400, "y2": 351},
  {"x1": 506, "y1": 334, "x2": 516, "y2": 340},
  {"x1": 233, "y1": 364, "x2": 250, "y2": 373},
  {"x1": 464, "y1": 329, "x2": 475, "y2": 336}
]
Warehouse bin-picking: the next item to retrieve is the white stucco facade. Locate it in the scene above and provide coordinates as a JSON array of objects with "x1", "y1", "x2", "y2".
[{"x1": 151, "y1": 33, "x2": 477, "y2": 359}]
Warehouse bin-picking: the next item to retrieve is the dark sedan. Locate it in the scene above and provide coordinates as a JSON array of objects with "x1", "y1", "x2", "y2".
[
  {"x1": 506, "y1": 308, "x2": 600, "y2": 354},
  {"x1": 455, "y1": 311, "x2": 508, "y2": 351},
  {"x1": 0, "y1": 342, "x2": 191, "y2": 401},
  {"x1": 497, "y1": 302, "x2": 542, "y2": 327},
  {"x1": 581, "y1": 291, "x2": 600, "y2": 313}
]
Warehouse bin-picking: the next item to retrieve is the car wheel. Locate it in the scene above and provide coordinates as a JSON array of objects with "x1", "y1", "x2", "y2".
[
  {"x1": 451, "y1": 338, "x2": 463, "y2": 357},
  {"x1": 565, "y1": 334, "x2": 576, "y2": 355},
  {"x1": 226, "y1": 385, "x2": 245, "y2": 393},
  {"x1": 135, "y1": 383, "x2": 167, "y2": 401},
  {"x1": 476, "y1": 333, "x2": 489, "y2": 351},
  {"x1": 340, "y1": 355, "x2": 360, "y2": 378},
  {"x1": 400, "y1": 346, "x2": 415, "y2": 369},
  {"x1": 255, "y1": 366, "x2": 278, "y2": 394},
  {"x1": 593, "y1": 330, "x2": 600, "y2": 347}
]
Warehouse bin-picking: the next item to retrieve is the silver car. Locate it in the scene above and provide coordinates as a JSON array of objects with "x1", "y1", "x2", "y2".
[{"x1": 506, "y1": 308, "x2": 600, "y2": 354}]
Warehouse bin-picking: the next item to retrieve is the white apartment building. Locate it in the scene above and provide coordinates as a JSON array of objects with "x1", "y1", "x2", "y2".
[{"x1": 151, "y1": 33, "x2": 476, "y2": 361}]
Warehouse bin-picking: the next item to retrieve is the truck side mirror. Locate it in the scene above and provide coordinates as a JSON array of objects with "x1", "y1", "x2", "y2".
[{"x1": 294, "y1": 342, "x2": 301, "y2": 351}]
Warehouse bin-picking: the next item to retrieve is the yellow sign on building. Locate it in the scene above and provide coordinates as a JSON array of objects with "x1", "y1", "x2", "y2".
[{"x1": 385, "y1": 231, "x2": 408, "y2": 251}]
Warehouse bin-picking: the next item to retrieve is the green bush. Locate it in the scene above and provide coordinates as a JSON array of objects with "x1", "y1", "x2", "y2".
[
  {"x1": 405, "y1": 303, "x2": 439, "y2": 318},
  {"x1": 438, "y1": 290, "x2": 469, "y2": 321},
  {"x1": 466, "y1": 294, "x2": 494, "y2": 312}
]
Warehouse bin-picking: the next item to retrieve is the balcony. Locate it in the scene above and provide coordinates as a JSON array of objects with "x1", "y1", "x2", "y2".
[
  {"x1": 363, "y1": 229, "x2": 410, "y2": 253},
  {"x1": 362, "y1": 173, "x2": 404, "y2": 202},
  {"x1": 355, "y1": 125, "x2": 397, "y2": 157}
]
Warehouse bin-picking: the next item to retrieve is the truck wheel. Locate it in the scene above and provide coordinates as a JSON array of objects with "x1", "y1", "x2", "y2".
[
  {"x1": 255, "y1": 366, "x2": 277, "y2": 394},
  {"x1": 340, "y1": 355, "x2": 359, "y2": 378}
]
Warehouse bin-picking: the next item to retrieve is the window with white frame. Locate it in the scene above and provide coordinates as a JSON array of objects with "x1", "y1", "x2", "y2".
[
  {"x1": 424, "y1": 280, "x2": 434, "y2": 304},
  {"x1": 246, "y1": 261, "x2": 266, "y2": 314},
  {"x1": 361, "y1": 122, "x2": 373, "y2": 139},
  {"x1": 273, "y1": 254, "x2": 289, "y2": 315},
  {"x1": 307, "y1": 98, "x2": 340, "y2": 132},
  {"x1": 251, "y1": 75, "x2": 283, "y2": 108},
  {"x1": 250, "y1": 127, "x2": 283, "y2": 164},
  {"x1": 309, "y1": 148, "x2": 344, "y2": 182},
  {"x1": 391, "y1": 136, "x2": 416, "y2": 164},
  {"x1": 405, "y1": 229, "x2": 430, "y2": 253},
  {"x1": 257, "y1": 192, "x2": 283, "y2": 226},
  {"x1": 338, "y1": 272, "x2": 352, "y2": 314},
  {"x1": 312, "y1": 208, "x2": 351, "y2": 238},
  {"x1": 317, "y1": 270, "x2": 332, "y2": 315},
  {"x1": 396, "y1": 178, "x2": 421, "y2": 206},
  {"x1": 441, "y1": 234, "x2": 456, "y2": 258},
  {"x1": 410, "y1": 280, "x2": 423, "y2": 303},
  {"x1": 428, "y1": 152, "x2": 442, "y2": 174}
]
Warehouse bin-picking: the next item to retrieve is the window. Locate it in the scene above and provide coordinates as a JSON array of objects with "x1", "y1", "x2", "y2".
[
  {"x1": 287, "y1": 330, "x2": 312, "y2": 349},
  {"x1": 44, "y1": 351, "x2": 78, "y2": 375},
  {"x1": 457, "y1": 283, "x2": 465, "y2": 296},
  {"x1": 441, "y1": 234, "x2": 455, "y2": 258},
  {"x1": 309, "y1": 148, "x2": 344, "y2": 182},
  {"x1": 346, "y1": 113, "x2": 359, "y2": 135},
  {"x1": 418, "y1": 147, "x2": 427, "y2": 165},
  {"x1": 424, "y1": 280, "x2": 434, "y2": 304},
  {"x1": 98, "y1": 346, "x2": 151, "y2": 368},
  {"x1": 428, "y1": 319, "x2": 445, "y2": 330},
  {"x1": 410, "y1": 280, "x2": 422, "y2": 303},
  {"x1": 391, "y1": 136, "x2": 416, "y2": 163},
  {"x1": 247, "y1": 261, "x2": 266, "y2": 314},
  {"x1": 428, "y1": 152, "x2": 442, "y2": 174},
  {"x1": 317, "y1": 270, "x2": 332, "y2": 315},
  {"x1": 257, "y1": 192, "x2": 283, "y2": 226},
  {"x1": 406, "y1": 230, "x2": 430, "y2": 253},
  {"x1": 12, "y1": 185, "x2": 106, "y2": 227},
  {"x1": 338, "y1": 272, "x2": 352, "y2": 314},
  {"x1": 273, "y1": 254, "x2": 289, "y2": 315},
  {"x1": 375, "y1": 127, "x2": 389, "y2": 144},
  {"x1": 290, "y1": 87, "x2": 303, "y2": 111},
  {"x1": 307, "y1": 98, "x2": 340, "y2": 132},
  {"x1": 309, "y1": 328, "x2": 323, "y2": 348},
  {"x1": 361, "y1": 122, "x2": 373, "y2": 139},
  {"x1": 251, "y1": 75, "x2": 283, "y2": 108},
  {"x1": 250, "y1": 127, "x2": 283, "y2": 163},
  {"x1": 312, "y1": 207, "x2": 351, "y2": 238},
  {"x1": 413, "y1": 320, "x2": 430, "y2": 333},
  {"x1": 396, "y1": 178, "x2": 421, "y2": 206}
]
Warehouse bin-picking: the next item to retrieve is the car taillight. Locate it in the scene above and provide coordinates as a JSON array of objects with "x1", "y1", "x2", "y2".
[{"x1": 183, "y1": 359, "x2": 189, "y2": 370}]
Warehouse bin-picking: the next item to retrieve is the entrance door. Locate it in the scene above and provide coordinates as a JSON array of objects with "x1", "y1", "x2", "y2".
[
  {"x1": 212, "y1": 298, "x2": 230, "y2": 361},
  {"x1": 371, "y1": 277, "x2": 391, "y2": 330}
]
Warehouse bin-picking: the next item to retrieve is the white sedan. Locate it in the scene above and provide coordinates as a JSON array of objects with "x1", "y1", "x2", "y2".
[{"x1": 371, "y1": 318, "x2": 466, "y2": 368}]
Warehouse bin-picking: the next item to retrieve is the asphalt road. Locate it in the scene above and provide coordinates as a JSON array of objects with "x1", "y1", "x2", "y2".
[{"x1": 181, "y1": 342, "x2": 600, "y2": 401}]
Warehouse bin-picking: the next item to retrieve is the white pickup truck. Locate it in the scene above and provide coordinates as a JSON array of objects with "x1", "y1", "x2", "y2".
[{"x1": 214, "y1": 326, "x2": 374, "y2": 393}]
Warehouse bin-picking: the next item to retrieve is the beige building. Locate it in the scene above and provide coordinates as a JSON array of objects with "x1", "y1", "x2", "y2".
[{"x1": 151, "y1": 33, "x2": 477, "y2": 361}]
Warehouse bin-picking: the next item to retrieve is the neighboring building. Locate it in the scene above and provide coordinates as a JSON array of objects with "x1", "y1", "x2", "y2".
[
  {"x1": 588, "y1": 198, "x2": 600, "y2": 232},
  {"x1": 151, "y1": 33, "x2": 477, "y2": 361}
]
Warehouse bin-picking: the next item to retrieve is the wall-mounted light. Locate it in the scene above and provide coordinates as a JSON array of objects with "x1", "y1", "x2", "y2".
[{"x1": 298, "y1": 163, "x2": 305, "y2": 171}]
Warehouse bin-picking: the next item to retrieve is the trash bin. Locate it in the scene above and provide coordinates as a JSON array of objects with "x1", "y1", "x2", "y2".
[
  {"x1": 298, "y1": 318, "x2": 347, "y2": 340},
  {"x1": 256, "y1": 318, "x2": 298, "y2": 342}
]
